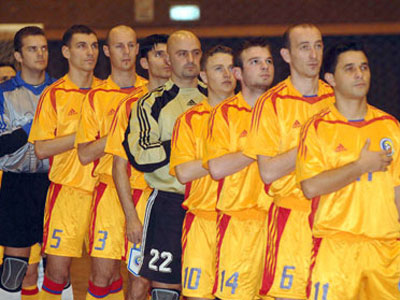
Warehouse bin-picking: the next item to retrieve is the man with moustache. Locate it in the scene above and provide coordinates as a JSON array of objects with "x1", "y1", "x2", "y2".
[
  {"x1": 123, "y1": 30, "x2": 207, "y2": 300},
  {"x1": 298, "y1": 42, "x2": 400, "y2": 300},
  {"x1": 29, "y1": 24, "x2": 102, "y2": 300}
]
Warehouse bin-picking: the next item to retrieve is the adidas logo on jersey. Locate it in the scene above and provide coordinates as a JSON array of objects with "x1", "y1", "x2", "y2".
[
  {"x1": 335, "y1": 144, "x2": 347, "y2": 152},
  {"x1": 239, "y1": 130, "x2": 248, "y2": 138},
  {"x1": 108, "y1": 108, "x2": 116, "y2": 116},
  {"x1": 292, "y1": 120, "x2": 301, "y2": 128},
  {"x1": 68, "y1": 108, "x2": 78, "y2": 116},
  {"x1": 187, "y1": 99, "x2": 197, "y2": 106}
]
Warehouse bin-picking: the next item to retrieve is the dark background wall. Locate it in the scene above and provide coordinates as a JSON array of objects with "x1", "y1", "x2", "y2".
[{"x1": 1, "y1": 0, "x2": 399, "y2": 29}]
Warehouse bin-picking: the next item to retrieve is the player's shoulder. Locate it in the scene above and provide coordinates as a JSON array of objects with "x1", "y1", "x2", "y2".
[
  {"x1": 178, "y1": 100, "x2": 210, "y2": 122},
  {"x1": 304, "y1": 106, "x2": 333, "y2": 130},
  {"x1": 368, "y1": 104, "x2": 400, "y2": 126},
  {"x1": 257, "y1": 79, "x2": 289, "y2": 104},
  {"x1": 0, "y1": 77, "x2": 17, "y2": 93},
  {"x1": 214, "y1": 93, "x2": 241, "y2": 112}
]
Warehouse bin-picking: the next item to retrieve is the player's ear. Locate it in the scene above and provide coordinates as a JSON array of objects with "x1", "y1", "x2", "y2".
[
  {"x1": 61, "y1": 45, "x2": 70, "y2": 60},
  {"x1": 232, "y1": 67, "x2": 242, "y2": 82},
  {"x1": 103, "y1": 45, "x2": 110, "y2": 58},
  {"x1": 14, "y1": 51, "x2": 23, "y2": 64},
  {"x1": 280, "y1": 48, "x2": 290, "y2": 64},
  {"x1": 135, "y1": 43, "x2": 140, "y2": 56},
  {"x1": 199, "y1": 71, "x2": 208, "y2": 85},
  {"x1": 324, "y1": 72, "x2": 336, "y2": 87},
  {"x1": 139, "y1": 57, "x2": 149, "y2": 70}
]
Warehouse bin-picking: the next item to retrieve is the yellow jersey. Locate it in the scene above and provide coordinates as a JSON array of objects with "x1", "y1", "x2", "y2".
[
  {"x1": 297, "y1": 103, "x2": 400, "y2": 239},
  {"x1": 104, "y1": 86, "x2": 149, "y2": 190},
  {"x1": 29, "y1": 75, "x2": 102, "y2": 192},
  {"x1": 170, "y1": 99, "x2": 217, "y2": 212},
  {"x1": 203, "y1": 92, "x2": 270, "y2": 212},
  {"x1": 245, "y1": 77, "x2": 334, "y2": 211},
  {"x1": 75, "y1": 76, "x2": 147, "y2": 183}
]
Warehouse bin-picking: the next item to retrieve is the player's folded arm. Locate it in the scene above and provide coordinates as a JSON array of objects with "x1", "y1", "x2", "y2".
[{"x1": 0, "y1": 127, "x2": 29, "y2": 157}]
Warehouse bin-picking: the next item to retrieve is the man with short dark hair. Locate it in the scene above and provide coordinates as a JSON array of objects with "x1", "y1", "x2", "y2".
[
  {"x1": 297, "y1": 42, "x2": 400, "y2": 300},
  {"x1": 123, "y1": 30, "x2": 206, "y2": 300},
  {"x1": 170, "y1": 44, "x2": 236, "y2": 300},
  {"x1": 0, "y1": 25, "x2": 55, "y2": 300},
  {"x1": 203, "y1": 38, "x2": 274, "y2": 300},
  {"x1": 105, "y1": 33, "x2": 170, "y2": 300},
  {"x1": 29, "y1": 24, "x2": 101, "y2": 300},
  {"x1": 245, "y1": 24, "x2": 334, "y2": 300}
]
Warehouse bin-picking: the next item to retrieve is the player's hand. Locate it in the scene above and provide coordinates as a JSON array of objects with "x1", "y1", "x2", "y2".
[
  {"x1": 357, "y1": 139, "x2": 392, "y2": 173},
  {"x1": 126, "y1": 217, "x2": 143, "y2": 245}
]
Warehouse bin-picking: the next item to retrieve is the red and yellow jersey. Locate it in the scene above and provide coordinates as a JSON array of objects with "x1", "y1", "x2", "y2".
[
  {"x1": 75, "y1": 76, "x2": 147, "y2": 183},
  {"x1": 245, "y1": 77, "x2": 334, "y2": 211},
  {"x1": 203, "y1": 92, "x2": 271, "y2": 212},
  {"x1": 297, "y1": 103, "x2": 400, "y2": 239},
  {"x1": 29, "y1": 75, "x2": 102, "y2": 192},
  {"x1": 104, "y1": 87, "x2": 149, "y2": 190},
  {"x1": 170, "y1": 99, "x2": 217, "y2": 212}
]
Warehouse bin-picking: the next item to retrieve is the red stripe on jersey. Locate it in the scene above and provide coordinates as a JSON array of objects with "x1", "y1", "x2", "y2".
[
  {"x1": 185, "y1": 108, "x2": 209, "y2": 130},
  {"x1": 212, "y1": 214, "x2": 231, "y2": 294},
  {"x1": 306, "y1": 237, "x2": 323, "y2": 299},
  {"x1": 315, "y1": 115, "x2": 398, "y2": 130},
  {"x1": 42, "y1": 183, "x2": 62, "y2": 253},
  {"x1": 88, "y1": 182, "x2": 107, "y2": 255},
  {"x1": 183, "y1": 182, "x2": 192, "y2": 210},
  {"x1": 132, "y1": 188, "x2": 143, "y2": 207},
  {"x1": 309, "y1": 196, "x2": 321, "y2": 229},
  {"x1": 259, "y1": 203, "x2": 291, "y2": 295},
  {"x1": 181, "y1": 212, "x2": 196, "y2": 267}
]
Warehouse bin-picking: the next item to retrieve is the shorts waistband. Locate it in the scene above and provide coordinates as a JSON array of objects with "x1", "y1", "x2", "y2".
[
  {"x1": 275, "y1": 196, "x2": 310, "y2": 212},
  {"x1": 188, "y1": 210, "x2": 218, "y2": 220},
  {"x1": 222, "y1": 208, "x2": 267, "y2": 220},
  {"x1": 99, "y1": 174, "x2": 115, "y2": 187}
]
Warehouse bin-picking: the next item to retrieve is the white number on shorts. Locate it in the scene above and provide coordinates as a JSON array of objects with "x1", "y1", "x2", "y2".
[{"x1": 148, "y1": 248, "x2": 173, "y2": 273}]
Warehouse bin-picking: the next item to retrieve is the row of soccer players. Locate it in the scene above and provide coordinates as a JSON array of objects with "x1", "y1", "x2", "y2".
[{"x1": 0, "y1": 22, "x2": 399, "y2": 300}]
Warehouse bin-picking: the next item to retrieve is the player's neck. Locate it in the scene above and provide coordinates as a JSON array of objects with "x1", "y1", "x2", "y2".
[
  {"x1": 111, "y1": 68, "x2": 136, "y2": 88},
  {"x1": 241, "y1": 85, "x2": 266, "y2": 108},
  {"x1": 208, "y1": 90, "x2": 233, "y2": 107},
  {"x1": 20, "y1": 68, "x2": 46, "y2": 86},
  {"x1": 147, "y1": 76, "x2": 168, "y2": 92},
  {"x1": 335, "y1": 95, "x2": 368, "y2": 120},
  {"x1": 68, "y1": 68, "x2": 94, "y2": 89},
  {"x1": 290, "y1": 73, "x2": 319, "y2": 96},
  {"x1": 171, "y1": 73, "x2": 198, "y2": 88}
]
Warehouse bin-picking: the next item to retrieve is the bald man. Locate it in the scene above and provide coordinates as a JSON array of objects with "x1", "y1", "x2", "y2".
[
  {"x1": 123, "y1": 30, "x2": 207, "y2": 300},
  {"x1": 74, "y1": 25, "x2": 148, "y2": 300}
]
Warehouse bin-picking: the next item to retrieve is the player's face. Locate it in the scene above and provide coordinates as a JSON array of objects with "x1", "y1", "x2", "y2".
[
  {"x1": 202, "y1": 53, "x2": 236, "y2": 96},
  {"x1": 285, "y1": 26, "x2": 323, "y2": 78},
  {"x1": 329, "y1": 50, "x2": 371, "y2": 100},
  {"x1": 63, "y1": 33, "x2": 99, "y2": 72},
  {"x1": 105, "y1": 29, "x2": 138, "y2": 72},
  {"x1": 15, "y1": 35, "x2": 48, "y2": 73},
  {"x1": 0, "y1": 66, "x2": 16, "y2": 83},
  {"x1": 238, "y1": 46, "x2": 274, "y2": 90},
  {"x1": 168, "y1": 36, "x2": 201, "y2": 80},
  {"x1": 145, "y1": 43, "x2": 171, "y2": 80}
]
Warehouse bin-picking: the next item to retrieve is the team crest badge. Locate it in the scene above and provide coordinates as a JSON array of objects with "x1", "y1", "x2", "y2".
[{"x1": 380, "y1": 138, "x2": 394, "y2": 156}]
